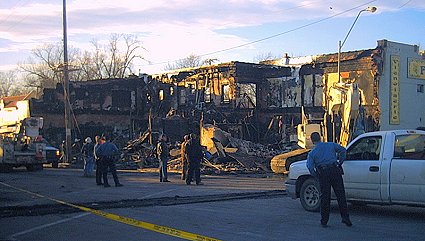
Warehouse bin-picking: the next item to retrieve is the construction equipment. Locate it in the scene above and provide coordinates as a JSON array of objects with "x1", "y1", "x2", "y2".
[
  {"x1": 271, "y1": 82, "x2": 363, "y2": 174},
  {"x1": 0, "y1": 96, "x2": 46, "y2": 172}
]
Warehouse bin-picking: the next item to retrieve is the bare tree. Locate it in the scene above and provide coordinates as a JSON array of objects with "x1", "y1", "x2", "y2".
[
  {"x1": 0, "y1": 70, "x2": 16, "y2": 97},
  {"x1": 20, "y1": 34, "x2": 145, "y2": 90},
  {"x1": 82, "y1": 34, "x2": 145, "y2": 79},
  {"x1": 203, "y1": 58, "x2": 219, "y2": 66},
  {"x1": 164, "y1": 54, "x2": 203, "y2": 70},
  {"x1": 19, "y1": 43, "x2": 82, "y2": 89},
  {"x1": 253, "y1": 52, "x2": 278, "y2": 63},
  {"x1": 0, "y1": 70, "x2": 27, "y2": 97}
]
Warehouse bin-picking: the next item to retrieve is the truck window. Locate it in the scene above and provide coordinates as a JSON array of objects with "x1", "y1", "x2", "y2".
[
  {"x1": 394, "y1": 134, "x2": 425, "y2": 160},
  {"x1": 346, "y1": 136, "x2": 382, "y2": 160}
]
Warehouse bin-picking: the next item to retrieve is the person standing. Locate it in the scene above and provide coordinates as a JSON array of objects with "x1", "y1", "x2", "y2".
[
  {"x1": 82, "y1": 137, "x2": 95, "y2": 177},
  {"x1": 181, "y1": 135, "x2": 190, "y2": 180},
  {"x1": 157, "y1": 134, "x2": 170, "y2": 182},
  {"x1": 94, "y1": 135, "x2": 103, "y2": 185},
  {"x1": 306, "y1": 132, "x2": 352, "y2": 227},
  {"x1": 95, "y1": 134, "x2": 123, "y2": 187},
  {"x1": 185, "y1": 133, "x2": 203, "y2": 185}
]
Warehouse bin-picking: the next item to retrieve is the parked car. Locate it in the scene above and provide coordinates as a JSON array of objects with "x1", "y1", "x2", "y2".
[{"x1": 285, "y1": 130, "x2": 425, "y2": 212}]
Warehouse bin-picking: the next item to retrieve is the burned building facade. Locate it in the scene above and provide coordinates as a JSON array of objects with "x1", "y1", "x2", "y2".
[
  {"x1": 151, "y1": 61, "x2": 298, "y2": 143},
  {"x1": 30, "y1": 76, "x2": 157, "y2": 146},
  {"x1": 29, "y1": 40, "x2": 425, "y2": 148}
]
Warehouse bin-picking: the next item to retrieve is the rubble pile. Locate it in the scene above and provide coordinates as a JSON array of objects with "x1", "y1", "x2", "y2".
[
  {"x1": 119, "y1": 131, "x2": 159, "y2": 169},
  {"x1": 119, "y1": 125, "x2": 293, "y2": 173},
  {"x1": 227, "y1": 136, "x2": 282, "y2": 158}
]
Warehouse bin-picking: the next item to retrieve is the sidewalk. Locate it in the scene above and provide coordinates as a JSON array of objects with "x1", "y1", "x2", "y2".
[{"x1": 0, "y1": 167, "x2": 286, "y2": 208}]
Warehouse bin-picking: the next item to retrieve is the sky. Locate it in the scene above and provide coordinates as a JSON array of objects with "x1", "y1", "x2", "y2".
[{"x1": 0, "y1": 0, "x2": 424, "y2": 75}]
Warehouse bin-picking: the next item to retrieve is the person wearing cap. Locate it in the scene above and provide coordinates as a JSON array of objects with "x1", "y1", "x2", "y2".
[
  {"x1": 95, "y1": 134, "x2": 123, "y2": 187},
  {"x1": 81, "y1": 137, "x2": 95, "y2": 177}
]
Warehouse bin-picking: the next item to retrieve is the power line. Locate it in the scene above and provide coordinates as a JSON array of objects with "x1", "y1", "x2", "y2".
[
  {"x1": 0, "y1": 0, "x2": 31, "y2": 25},
  {"x1": 139, "y1": 0, "x2": 378, "y2": 68},
  {"x1": 398, "y1": 0, "x2": 413, "y2": 8}
]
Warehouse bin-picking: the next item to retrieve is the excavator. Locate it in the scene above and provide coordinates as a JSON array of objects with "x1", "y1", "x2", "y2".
[{"x1": 270, "y1": 82, "x2": 364, "y2": 174}]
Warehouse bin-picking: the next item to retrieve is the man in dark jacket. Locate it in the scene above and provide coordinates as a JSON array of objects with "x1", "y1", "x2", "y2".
[
  {"x1": 157, "y1": 134, "x2": 170, "y2": 182},
  {"x1": 185, "y1": 133, "x2": 203, "y2": 185},
  {"x1": 95, "y1": 134, "x2": 123, "y2": 187}
]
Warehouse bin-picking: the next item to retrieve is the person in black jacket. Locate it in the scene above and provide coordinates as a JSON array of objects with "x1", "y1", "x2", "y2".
[
  {"x1": 95, "y1": 134, "x2": 123, "y2": 187},
  {"x1": 185, "y1": 133, "x2": 203, "y2": 185},
  {"x1": 157, "y1": 134, "x2": 170, "y2": 182}
]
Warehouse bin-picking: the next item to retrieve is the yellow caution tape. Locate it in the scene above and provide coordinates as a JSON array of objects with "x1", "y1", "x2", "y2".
[{"x1": 0, "y1": 182, "x2": 221, "y2": 241}]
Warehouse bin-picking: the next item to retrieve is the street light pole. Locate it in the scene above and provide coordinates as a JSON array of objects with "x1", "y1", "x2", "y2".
[
  {"x1": 329, "y1": 6, "x2": 377, "y2": 143},
  {"x1": 337, "y1": 6, "x2": 377, "y2": 83}
]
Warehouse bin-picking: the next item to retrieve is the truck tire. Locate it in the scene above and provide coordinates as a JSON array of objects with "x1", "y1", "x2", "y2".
[
  {"x1": 0, "y1": 164, "x2": 13, "y2": 173},
  {"x1": 26, "y1": 164, "x2": 43, "y2": 171},
  {"x1": 52, "y1": 162, "x2": 59, "y2": 168},
  {"x1": 300, "y1": 178, "x2": 320, "y2": 212}
]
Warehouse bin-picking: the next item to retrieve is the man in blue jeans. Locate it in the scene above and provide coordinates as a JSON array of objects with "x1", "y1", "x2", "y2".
[
  {"x1": 82, "y1": 137, "x2": 94, "y2": 177},
  {"x1": 306, "y1": 132, "x2": 352, "y2": 228}
]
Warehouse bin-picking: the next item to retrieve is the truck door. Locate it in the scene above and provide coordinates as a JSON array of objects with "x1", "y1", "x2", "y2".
[
  {"x1": 390, "y1": 134, "x2": 425, "y2": 204},
  {"x1": 343, "y1": 135, "x2": 383, "y2": 201}
]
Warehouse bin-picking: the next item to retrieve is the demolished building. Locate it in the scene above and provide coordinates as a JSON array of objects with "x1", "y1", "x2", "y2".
[
  {"x1": 28, "y1": 40, "x2": 425, "y2": 154},
  {"x1": 30, "y1": 76, "x2": 156, "y2": 147},
  {"x1": 262, "y1": 39, "x2": 425, "y2": 143}
]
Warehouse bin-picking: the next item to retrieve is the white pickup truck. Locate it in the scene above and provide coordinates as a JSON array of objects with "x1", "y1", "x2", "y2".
[{"x1": 285, "y1": 130, "x2": 425, "y2": 212}]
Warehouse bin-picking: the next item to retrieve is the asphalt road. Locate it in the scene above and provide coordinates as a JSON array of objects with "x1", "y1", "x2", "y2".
[{"x1": 1, "y1": 167, "x2": 425, "y2": 241}]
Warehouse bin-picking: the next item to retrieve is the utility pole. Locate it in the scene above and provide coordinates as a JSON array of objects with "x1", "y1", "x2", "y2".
[
  {"x1": 148, "y1": 108, "x2": 153, "y2": 145},
  {"x1": 63, "y1": 0, "x2": 72, "y2": 163}
]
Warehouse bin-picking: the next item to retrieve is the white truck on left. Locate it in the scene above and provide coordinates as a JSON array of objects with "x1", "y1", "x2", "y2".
[{"x1": 0, "y1": 95, "x2": 46, "y2": 172}]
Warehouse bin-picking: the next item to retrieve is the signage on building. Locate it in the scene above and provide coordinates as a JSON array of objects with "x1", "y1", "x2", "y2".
[
  {"x1": 390, "y1": 55, "x2": 400, "y2": 125},
  {"x1": 408, "y1": 59, "x2": 425, "y2": 79}
]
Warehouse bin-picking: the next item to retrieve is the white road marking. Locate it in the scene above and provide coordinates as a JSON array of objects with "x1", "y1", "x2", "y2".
[{"x1": 9, "y1": 213, "x2": 90, "y2": 239}]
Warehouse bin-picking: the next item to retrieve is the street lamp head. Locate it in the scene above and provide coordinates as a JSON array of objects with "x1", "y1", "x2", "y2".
[{"x1": 365, "y1": 6, "x2": 377, "y2": 13}]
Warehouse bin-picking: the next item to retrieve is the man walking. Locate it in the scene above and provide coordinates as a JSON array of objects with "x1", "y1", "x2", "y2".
[
  {"x1": 185, "y1": 133, "x2": 203, "y2": 185},
  {"x1": 95, "y1": 134, "x2": 123, "y2": 187},
  {"x1": 306, "y1": 132, "x2": 351, "y2": 227},
  {"x1": 157, "y1": 134, "x2": 170, "y2": 182}
]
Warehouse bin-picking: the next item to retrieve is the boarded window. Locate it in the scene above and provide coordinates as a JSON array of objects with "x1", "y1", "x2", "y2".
[{"x1": 112, "y1": 90, "x2": 131, "y2": 108}]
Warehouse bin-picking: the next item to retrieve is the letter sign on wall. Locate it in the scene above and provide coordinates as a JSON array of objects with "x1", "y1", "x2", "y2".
[
  {"x1": 390, "y1": 55, "x2": 400, "y2": 125},
  {"x1": 408, "y1": 59, "x2": 425, "y2": 80}
]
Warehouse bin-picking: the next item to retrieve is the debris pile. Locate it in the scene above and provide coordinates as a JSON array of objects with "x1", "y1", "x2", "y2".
[
  {"x1": 120, "y1": 131, "x2": 158, "y2": 169},
  {"x1": 119, "y1": 125, "x2": 295, "y2": 173}
]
